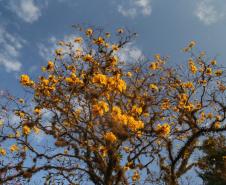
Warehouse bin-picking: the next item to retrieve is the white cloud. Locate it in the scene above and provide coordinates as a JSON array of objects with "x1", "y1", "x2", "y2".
[
  {"x1": 118, "y1": 42, "x2": 144, "y2": 63},
  {"x1": 117, "y1": 0, "x2": 152, "y2": 18},
  {"x1": 0, "y1": 27, "x2": 25, "y2": 72},
  {"x1": 9, "y1": 0, "x2": 41, "y2": 23},
  {"x1": 38, "y1": 35, "x2": 81, "y2": 60},
  {"x1": 194, "y1": 0, "x2": 225, "y2": 25}
]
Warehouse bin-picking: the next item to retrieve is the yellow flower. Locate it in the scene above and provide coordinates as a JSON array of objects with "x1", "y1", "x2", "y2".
[
  {"x1": 188, "y1": 40, "x2": 196, "y2": 48},
  {"x1": 83, "y1": 54, "x2": 93, "y2": 62},
  {"x1": 214, "y1": 122, "x2": 220, "y2": 129},
  {"x1": 23, "y1": 125, "x2": 31, "y2": 135},
  {"x1": 19, "y1": 98, "x2": 25, "y2": 104},
  {"x1": 149, "y1": 62, "x2": 157, "y2": 70},
  {"x1": 99, "y1": 146, "x2": 108, "y2": 157},
  {"x1": 92, "y1": 101, "x2": 109, "y2": 116},
  {"x1": 132, "y1": 171, "x2": 140, "y2": 182},
  {"x1": 99, "y1": 101, "x2": 109, "y2": 112},
  {"x1": 92, "y1": 74, "x2": 107, "y2": 86},
  {"x1": 104, "y1": 132, "x2": 117, "y2": 143},
  {"x1": 109, "y1": 56, "x2": 118, "y2": 66},
  {"x1": 55, "y1": 48, "x2": 63, "y2": 56},
  {"x1": 182, "y1": 82, "x2": 194, "y2": 89},
  {"x1": 112, "y1": 44, "x2": 119, "y2": 51},
  {"x1": 15, "y1": 111, "x2": 25, "y2": 118},
  {"x1": 74, "y1": 37, "x2": 83, "y2": 43},
  {"x1": 127, "y1": 72, "x2": 132, "y2": 77},
  {"x1": 16, "y1": 131, "x2": 20, "y2": 138},
  {"x1": 211, "y1": 60, "x2": 217, "y2": 65},
  {"x1": 188, "y1": 59, "x2": 197, "y2": 74},
  {"x1": 46, "y1": 60, "x2": 54, "y2": 71},
  {"x1": 215, "y1": 70, "x2": 222, "y2": 77},
  {"x1": 143, "y1": 113, "x2": 149, "y2": 117},
  {"x1": 112, "y1": 106, "x2": 122, "y2": 115},
  {"x1": 10, "y1": 144, "x2": 18, "y2": 152},
  {"x1": 94, "y1": 37, "x2": 104, "y2": 45},
  {"x1": 86, "y1": 28, "x2": 93, "y2": 36},
  {"x1": 161, "y1": 99, "x2": 170, "y2": 110},
  {"x1": 131, "y1": 105, "x2": 142, "y2": 115},
  {"x1": 34, "y1": 107, "x2": 41, "y2": 115},
  {"x1": 20, "y1": 74, "x2": 33, "y2": 86},
  {"x1": 149, "y1": 84, "x2": 159, "y2": 91},
  {"x1": 206, "y1": 68, "x2": 212, "y2": 75},
  {"x1": 0, "y1": 148, "x2": 6, "y2": 156},
  {"x1": 105, "y1": 32, "x2": 111, "y2": 38},
  {"x1": 156, "y1": 123, "x2": 171, "y2": 136}
]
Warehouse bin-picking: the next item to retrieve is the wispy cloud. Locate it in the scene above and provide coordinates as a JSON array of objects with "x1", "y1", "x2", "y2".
[
  {"x1": 8, "y1": 0, "x2": 41, "y2": 23},
  {"x1": 38, "y1": 35, "x2": 81, "y2": 60},
  {"x1": 0, "y1": 27, "x2": 25, "y2": 72},
  {"x1": 118, "y1": 42, "x2": 144, "y2": 63},
  {"x1": 117, "y1": 0, "x2": 152, "y2": 18},
  {"x1": 194, "y1": 0, "x2": 225, "y2": 25}
]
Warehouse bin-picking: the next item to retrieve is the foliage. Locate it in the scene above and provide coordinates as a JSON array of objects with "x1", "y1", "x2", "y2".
[
  {"x1": 197, "y1": 135, "x2": 226, "y2": 185},
  {"x1": 0, "y1": 26, "x2": 226, "y2": 185}
]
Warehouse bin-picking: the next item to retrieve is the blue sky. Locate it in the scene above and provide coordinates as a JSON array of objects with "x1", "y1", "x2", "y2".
[
  {"x1": 0, "y1": 0, "x2": 226, "y2": 95},
  {"x1": 1, "y1": 1, "x2": 226, "y2": 183}
]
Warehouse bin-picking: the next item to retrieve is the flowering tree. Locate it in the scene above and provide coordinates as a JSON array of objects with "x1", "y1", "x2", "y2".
[{"x1": 0, "y1": 26, "x2": 226, "y2": 185}]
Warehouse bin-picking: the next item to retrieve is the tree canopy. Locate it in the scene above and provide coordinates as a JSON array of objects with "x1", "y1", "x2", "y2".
[
  {"x1": 197, "y1": 135, "x2": 226, "y2": 185},
  {"x1": 0, "y1": 26, "x2": 226, "y2": 185}
]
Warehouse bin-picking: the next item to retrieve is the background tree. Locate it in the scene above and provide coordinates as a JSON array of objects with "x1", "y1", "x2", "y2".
[
  {"x1": 196, "y1": 135, "x2": 226, "y2": 185},
  {"x1": 0, "y1": 26, "x2": 225, "y2": 185}
]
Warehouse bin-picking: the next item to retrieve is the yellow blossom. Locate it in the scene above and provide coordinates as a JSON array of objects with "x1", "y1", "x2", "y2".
[
  {"x1": 0, "y1": 148, "x2": 6, "y2": 156},
  {"x1": 19, "y1": 98, "x2": 25, "y2": 104},
  {"x1": 10, "y1": 144, "x2": 18, "y2": 152},
  {"x1": 92, "y1": 73, "x2": 107, "y2": 86},
  {"x1": 94, "y1": 37, "x2": 104, "y2": 45},
  {"x1": 149, "y1": 84, "x2": 159, "y2": 91},
  {"x1": 55, "y1": 48, "x2": 63, "y2": 56},
  {"x1": 34, "y1": 107, "x2": 41, "y2": 115},
  {"x1": 112, "y1": 44, "x2": 119, "y2": 51},
  {"x1": 112, "y1": 106, "x2": 122, "y2": 115},
  {"x1": 188, "y1": 59, "x2": 197, "y2": 74},
  {"x1": 74, "y1": 37, "x2": 83, "y2": 43},
  {"x1": 211, "y1": 60, "x2": 217, "y2": 65},
  {"x1": 99, "y1": 146, "x2": 108, "y2": 157},
  {"x1": 131, "y1": 105, "x2": 142, "y2": 115},
  {"x1": 127, "y1": 72, "x2": 132, "y2": 77},
  {"x1": 104, "y1": 132, "x2": 117, "y2": 143},
  {"x1": 156, "y1": 123, "x2": 171, "y2": 136},
  {"x1": 46, "y1": 60, "x2": 54, "y2": 71},
  {"x1": 83, "y1": 54, "x2": 93, "y2": 62},
  {"x1": 132, "y1": 171, "x2": 140, "y2": 182},
  {"x1": 86, "y1": 28, "x2": 93, "y2": 36},
  {"x1": 215, "y1": 70, "x2": 223, "y2": 77},
  {"x1": 109, "y1": 56, "x2": 118, "y2": 66},
  {"x1": 20, "y1": 74, "x2": 34, "y2": 86},
  {"x1": 188, "y1": 40, "x2": 196, "y2": 48},
  {"x1": 214, "y1": 122, "x2": 220, "y2": 129},
  {"x1": 206, "y1": 68, "x2": 212, "y2": 75},
  {"x1": 92, "y1": 101, "x2": 109, "y2": 116},
  {"x1": 105, "y1": 32, "x2": 111, "y2": 38},
  {"x1": 23, "y1": 125, "x2": 31, "y2": 135},
  {"x1": 149, "y1": 62, "x2": 157, "y2": 70}
]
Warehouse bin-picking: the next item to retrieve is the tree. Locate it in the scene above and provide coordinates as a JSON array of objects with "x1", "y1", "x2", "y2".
[
  {"x1": 0, "y1": 26, "x2": 226, "y2": 185},
  {"x1": 197, "y1": 135, "x2": 226, "y2": 185}
]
